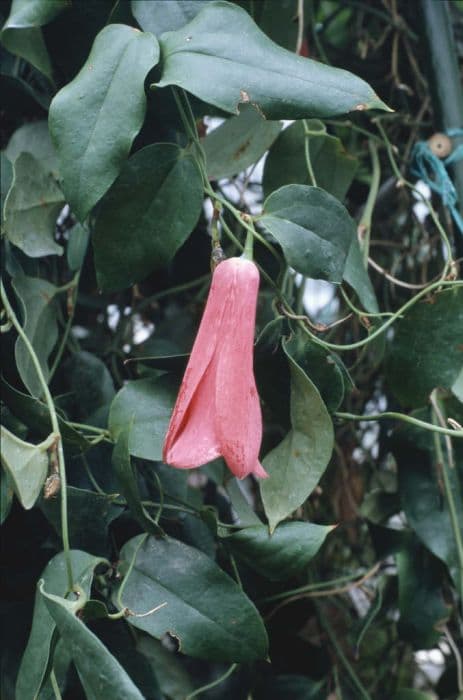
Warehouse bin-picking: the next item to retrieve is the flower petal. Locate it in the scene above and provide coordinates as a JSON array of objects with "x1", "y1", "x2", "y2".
[{"x1": 214, "y1": 259, "x2": 264, "y2": 479}]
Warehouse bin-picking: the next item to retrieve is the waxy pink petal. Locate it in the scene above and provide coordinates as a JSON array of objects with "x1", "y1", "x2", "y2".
[{"x1": 163, "y1": 257, "x2": 267, "y2": 479}]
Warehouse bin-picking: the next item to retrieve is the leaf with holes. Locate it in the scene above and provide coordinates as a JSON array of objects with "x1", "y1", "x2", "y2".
[{"x1": 117, "y1": 534, "x2": 268, "y2": 662}]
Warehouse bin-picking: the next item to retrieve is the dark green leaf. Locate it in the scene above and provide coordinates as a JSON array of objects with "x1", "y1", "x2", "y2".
[
  {"x1": 0, "y1": 468, "x2": 14, "y2": 524},
  {"x1": 225, "y1": 477, "x2": 262, "y2": 527},
  {"x1": 1, "y1": 152, "x2": 14, "y2": 224},
  {"x1": 118, "y1": 534, "x2": 269, "y2": 662},
  {"x1": 0, "y1": 425, "x2": 54, "y2": 509},
  {"x1": 65, "y1": 351, "x2": 115, "y2": 420},
  {"x1": 1, "y1": 378, "x2": 90, "y2": 449},
  {"x1": 112, "y1": 428, "x2": 163, "y2": 536},
  {"x1": 386, "y1": 287, "x2": 463, "y2": 407},
  {"x1": 136, "y1": 633, "x2": 195, "y2": 699},
  {"x1": 397, "y1": 534, "x2": 450, "y2": 648},
  {"x1": 109, "y1": 375, "x2": 177, "y2": 461},
  {"x1": 41, "y1": 487, "x2": 124, "y2": 556},
  {"x1": 12, "y1": 273, "x2": 59, "y2": 397},
  {"x1": 261, "y1": 340, "x2": 334, "y2": 532},
  {"x1": 263, "y1": 120, "x2": 358, "y2": 201},
  {"x1": 40, "y1": 585, "x2": 144, "y2": 700},
  {"x1": 259, "y1": 185, "x2": 355, "y2": 283},
  {"x1": 16, "y1": 550, "x2": 105, "y2": 699},
  {"x1": 256, "y1": 675, "x2": 327, "y2": 700},
  {"x1": 4, "y1": 152, "x2": 64, "y2": 257},
  {"x1": 155, "y1": 1, "x2": 389, "y2": 118},
  {"x1": 285, "y1": 331, "x2": 346, "y2": 412},
  {"x1": 203, "y1": 104, "x2": 281, "y2": 180},
  {"x1": 93, "y1": 143, "x2": 203, "y2": 291},
  {"x1": 343, "y1": 235, "x2": 379, "y2": 313},
  {"x1": 1, "y1": 0, "x2": 66, "y2": 79},
  {"x1": 394, "y1": 424, "x2": 463, "y2": 593},
  {"x1": 66, "y1": 222, "x2": 90, "y2": 271},
  {"x1": 226, "y1": 521, "x2": 333, "y2": 580},
  {"x1": 392, "y1": 691, "x2": 434, "y2": 700},
  {"x1": 132, "y1": 0, "x2": 208, "y2": 35},
  {"x1": 49, "y1": 24, "x2": 160, "y2": 221},
  {"x1": 5, "y1": 120, "x2": 59, "y2": 176}
]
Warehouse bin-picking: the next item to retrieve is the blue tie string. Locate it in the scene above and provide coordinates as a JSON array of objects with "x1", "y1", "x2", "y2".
[{"x1": 410, "y1": 128, "x2": 463, "y2": 235}]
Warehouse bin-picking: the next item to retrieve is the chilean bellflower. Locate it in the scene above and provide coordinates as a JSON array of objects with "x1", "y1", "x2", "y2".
[{"x1": 163, "y1": 255, "x2": 267, "y2": 479}]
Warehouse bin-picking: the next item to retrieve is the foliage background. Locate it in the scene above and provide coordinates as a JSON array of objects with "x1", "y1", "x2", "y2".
[{"x1": 1, "y1": 1, "x2": 463, "y2": 699}]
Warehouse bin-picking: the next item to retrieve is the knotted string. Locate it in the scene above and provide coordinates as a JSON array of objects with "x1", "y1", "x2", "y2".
[{"x1": 410, "y1": 128, "x2": 463, "y2": 235}]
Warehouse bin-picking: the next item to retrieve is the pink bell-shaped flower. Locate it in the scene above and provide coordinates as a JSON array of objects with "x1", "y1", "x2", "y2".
[{"x1": 163, "y1": 256, "x2": 267, "y2": 479}]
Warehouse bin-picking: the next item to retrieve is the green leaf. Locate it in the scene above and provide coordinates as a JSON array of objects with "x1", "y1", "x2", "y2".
[
  {"x1": 65, "y1": 350, "x2": 115, "y2": 420},
  {"x1": 112, "y1": 428, "x2": 163, "y2": 536},
  {"x1": 155, "y1": 1, "x2": 389, "y2": 119},
  {"x1": 263, "y1": 120, "x2": 358, "y2": 201},
  {"x1": 1, "y1": 152, "x2": 14, "y2": 224},
  {"x1": 260, "y1": 339, "x2": 334, "y2": 532},
  {"x1": 4, "y1": 152, "x2": 64, "y2": 257},
  {"x1": 66, "y1": 222, "x2": 90, "y2": 271},
  {"x1": 0, "y1": 425, "x2": 54, "y2": 509},
  {"x1": 226, "y1": 521, "x2": 333, "y2": 580},
  {"x1": 109, "y1": 375, "x2": 177, "y2": 461},
  {"x1": 0, "y1": 468, "x2": 14, "y2": 524},
  {"x1": 284, "y1": 331, "x2": 346, "y2": 412},
  {"x1": 40, "y1": 585, "x2": 144, "y2": 700},
  {"x1": 0, "y1": 0, "x2": 67, "y2": 80},
  {"x1": 132, "y1": 0, "x2": 208, "y2": 35},
  {"x1": 41, "y1": 487, "x2": 124, "y2": 556},
  {"x1": 343, "y1": 235, "x2": 379, "y2": 313},
  {"x1": 259, "y1": 185, "x2": 355, "y2": 283},
  {"x1": 118, "y1": 534, "x2": 269, "y2": 662},
  {"x1": 136, "y1": 634, "x2": 195, "y2": 699},
  {"x1": 394, "y1": 424, "x2": 463, "y2": 593},
  {"x1": 256, "y1": 675, "x2": 327, "y2": 700},
  {"x1": 1, "y1": 377, "x2": 90, "y2": 450},
  {"x1": 93, "y1": 143, "x2": 203, "y2": 291},
  {"x1": 386, "y1": 287, "x2": 463, "y2": 407},
  {"x1": 203, "y1": 104, "x2": 281, "y2": 180},
  {"x1": 16, "y1": 550, "x2": 105, "y2": 700},
  {"x1": 5, "y1": 120, "x2": 59, "y2": 176},
  {"x1": 392, "y1": 691, "x2": 434, "y2": 700},
  {"x1": 397, "y1": 534, "x2": 450, "y2": 648},
  {"x1": 49, "y1": 24, "x2": 160, "y2": 221},
  {"x1": 12, "y1": 273, "x2": 59, "y2": 397}
]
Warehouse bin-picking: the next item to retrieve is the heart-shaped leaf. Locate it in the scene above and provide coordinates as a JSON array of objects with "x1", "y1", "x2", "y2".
[
  {"x1": 0, "y1": 426, "x2": 54, "y2": 509},
  {"x1": 259, "y1": 185, "x2": 356, "y2": 283},
  {"x1": 93, "y1": 144, "x2": 203, "y2": 291},
  {"x1": 49, "y1": 24, "x2": 160, "y2": 221},
  {"x1": 155, "y1": 1, "x2": 390, "y2": 119}
]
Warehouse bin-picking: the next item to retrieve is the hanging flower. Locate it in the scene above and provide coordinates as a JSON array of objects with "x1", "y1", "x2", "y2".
[{"x1": 163, "y1": 256, "x2": 267, "y2": 479}]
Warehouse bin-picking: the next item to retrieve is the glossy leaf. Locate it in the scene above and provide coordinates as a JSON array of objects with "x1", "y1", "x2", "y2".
[
  {"x1": 112, "y1": 428, "x2": 163, "y2": 535},
  {"x1": 259, "y1": 185, "x2": 355, "y2": 283},
  {"x1": 49, "y1": 24, "x2": 160, "y2": 221},
  {"x1": 12, "y1": 273, "x2": 59, "y2": 397},
  {"x1": 16, "y1": 550, "x2": 105, "y2": 699},
  {"x1": 226, "y1": 521, "x2": 333, "y2": 580},
  {"x1": 109, "y1": 375, "x2": 177, "y2": 461},
  {"x1": 118, "y1": 534, "x2": 269, "y2": 662},
  {"x1": 41, "y1": 586, "x2": 144, "y2": 700},
  {"x1": 263, "y1": 120, "x2": 358, "y2": 201},
  {"x1": 203, "y1": 104, "x2": 281, "y2": 180},
  {"x1": 93, "y1": 143, "x2": 203, "y2": 291},
  {"x1": 4, "y1": 152, "x2": 64, "y2": 257},
  {"x1": 0, "y1": 0, "x2": 67, "y2": 80},
  {"x1": 132, "y1": 0, "x2": 208, "y2": 35},
  {"x1": 155, "y1": 1, "x2": 389, "y2": 119},
  {"x1": 386, "y1": 287, "x2": 463, "y2": 407},
  {"x1": 5, "y1": 120, "x2": 59, "y2": 176},
  {"x1": 0, "y1": 426, "x2": 54, "y2": 509},
  {"x1": 261, "y1": 340, "x2": 334, "y2": 532}
]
